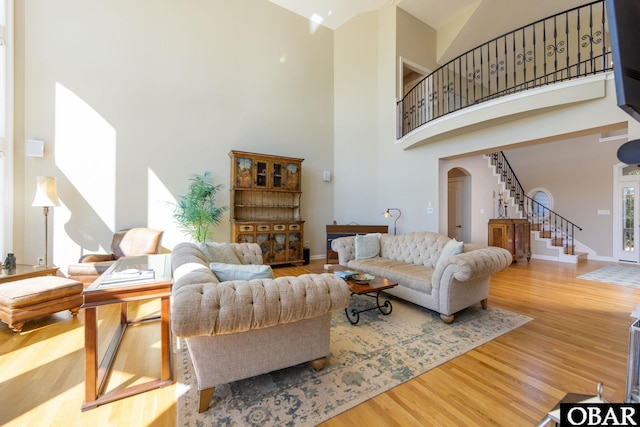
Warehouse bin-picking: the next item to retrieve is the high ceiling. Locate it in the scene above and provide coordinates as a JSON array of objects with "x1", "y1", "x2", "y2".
[
  {"x1": 267, "y1": 0, "x2": 479, "y2": 30},
  {"x1": 267, "y1": 0, "x2": 592, "y2": 63}
]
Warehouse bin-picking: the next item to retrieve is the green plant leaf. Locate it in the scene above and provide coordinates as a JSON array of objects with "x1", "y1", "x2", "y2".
[{"x1": 172, "y1": 172, "x2": 229, "y2": 242}]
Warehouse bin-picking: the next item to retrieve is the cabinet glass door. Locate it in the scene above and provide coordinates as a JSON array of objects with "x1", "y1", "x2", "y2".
[
  {"x1": 237, "y1": 233, "x2": 254, "y2": 244},
  {"x1": 255, "y1": 160, "x2": 268, "y2": 188},
  {"x1": 271, "y1": 162, "x2": 285, "y2": 189},
  {"x1": 273, "y1": 233, "x2": 287, "y2": 262},
  {"x1": 288, "y1": 232, "x2": 302, "y2": 261},
  {"x1": 257, "y1": 233, "x2": 272, "y2": 263},
  {"x1": 235, "y1": 157, "x2": 253, "y2": 189},
  {"x1": 285, "y1": 163, "x2": 301, "y2": 191}
]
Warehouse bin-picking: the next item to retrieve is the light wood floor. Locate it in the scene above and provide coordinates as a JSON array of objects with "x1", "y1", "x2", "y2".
[{"x1": 0, "y1": 258, "x2": 637, "y2": 426}]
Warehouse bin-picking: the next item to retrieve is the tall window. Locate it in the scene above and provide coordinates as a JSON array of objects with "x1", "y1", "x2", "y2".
[{"x1": 0, "y1": 0, "x2": 12, "y2": 258}]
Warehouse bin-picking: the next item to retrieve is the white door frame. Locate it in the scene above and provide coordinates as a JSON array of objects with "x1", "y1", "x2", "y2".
[
  {"x1": 614, "y1": 162, "x2": 640, "y2": 263},
  {"x1": 447, "y1": 173, "x2": 471, "y2": 242}
]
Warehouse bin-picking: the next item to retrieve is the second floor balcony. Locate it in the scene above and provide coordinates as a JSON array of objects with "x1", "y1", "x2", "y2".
[{"x1": 397, "y1": 0, "x2": 612, "y2": 140}]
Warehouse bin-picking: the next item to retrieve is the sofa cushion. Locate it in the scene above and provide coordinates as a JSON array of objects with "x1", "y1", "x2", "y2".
[
  {"x1": 437, "y1": 239, "x2": 464, "y2": 268},
  {"x1": 348, "y1": 258, "x2": 433, "y2": 293},
  {"x1": 355, "y1": 234, "x2": 380, "y2": 259},
  {"x1": 380, "y1": 232, "x2": 451, "y2": 268},
  {"x1": 209, "y1": 262, "x2": 274, "y2": 282},
  {"x1": 199, "y1": 242, "x2": 241, "y2": 264},
  {"x1": 171, "y1": 273, "x2": 350, "y2": 337}
]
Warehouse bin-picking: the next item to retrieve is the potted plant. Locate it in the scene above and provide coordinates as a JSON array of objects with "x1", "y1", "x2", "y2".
[{"x1": 173, "y1": 172, "x2": 228, "y2": 242}]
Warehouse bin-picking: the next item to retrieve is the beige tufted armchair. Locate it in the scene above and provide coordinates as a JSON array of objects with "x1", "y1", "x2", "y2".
[
  {"x1": 171, "y1": 241, "x2": 350, "y2": 412},
  {"x1": 67, "y1": 228, "x2": 164, "y2": 286}
]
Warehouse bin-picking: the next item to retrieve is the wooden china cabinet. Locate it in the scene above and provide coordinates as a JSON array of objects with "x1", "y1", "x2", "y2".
[
  {"x1": 229, "y1": 150, "x2": 304, "y2": 265},
  {"x1": 488, "y1": 218, "x2": 531, "y2": 262}
]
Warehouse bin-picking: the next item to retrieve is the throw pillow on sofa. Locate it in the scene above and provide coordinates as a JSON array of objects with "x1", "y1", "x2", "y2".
[
  {"x1": 355, "y1": 233, "x2": 380, "y2": 259},
  {"x1": 199, "y1": 242, "x2": 241, "y2": 264},
  {"x1": 209, "y1": 262, "x2": 274, "y2": 281},
  {"x1": 437, "y1": 239, "x2": 464, "y2": 268}
]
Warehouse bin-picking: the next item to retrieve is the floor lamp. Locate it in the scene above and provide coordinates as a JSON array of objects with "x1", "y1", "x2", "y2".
[
  {"x1": 382, "y1": 208, "x2": 402, "y2": 235},
  {"x1": 32, "y1": 176, "x2": 60, "y2": 267}
]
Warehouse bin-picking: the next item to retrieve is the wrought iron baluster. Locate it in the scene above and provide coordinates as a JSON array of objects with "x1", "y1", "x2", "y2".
[
  {"x1": 566, "y1": 11, "x2": 570, "y2": 79},
  {"x1": 532, "y1": 24, "x2": 537, "y2": 88},
  {"x1": 577, "y1": 8, "x2": 581, "y2": 76},
  {"x1": 396, "y1": 1, "x2": 610, "y2": 137}
]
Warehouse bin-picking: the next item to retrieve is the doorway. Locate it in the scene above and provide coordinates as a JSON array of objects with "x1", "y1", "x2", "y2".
[
  {"x1": 399, "y1": 57, "x2": 429, "y2": 98},
  {"x1": 447, "y1": 168, "x2": 471, "y2": 242},
  {"x1": 615, "y1": 164, "x2": 640, "y2": 262}
]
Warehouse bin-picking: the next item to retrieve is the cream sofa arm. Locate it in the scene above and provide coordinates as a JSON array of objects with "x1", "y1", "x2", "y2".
[
  {"x1": 432, "y1": 246, "x2": 512, "y2": 286},
  {"x1": 172, "y1": 273, "x2": 350, "y2": 338},
  {"x1": 331, "y1": 236, "x2": 356, "y2": 265}
]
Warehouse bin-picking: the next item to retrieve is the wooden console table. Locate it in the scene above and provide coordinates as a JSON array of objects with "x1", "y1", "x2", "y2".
[
  {"x1": 488, "y1": 219, "x2": 531, "y2": 262},
  {"x1": 81, "y1": 254, "x2": 173, "y2": 411},
  {"x1": 326, "y1": 224, "x2": 388, "y2": 263}
]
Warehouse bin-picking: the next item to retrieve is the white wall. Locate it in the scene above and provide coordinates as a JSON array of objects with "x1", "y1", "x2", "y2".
[
  {"x1": 336, "y1": 3, "x2": 639, "y2": 258},
  {"x1": 433, "y1": 75, "x2": 639, "y2": 255},
  {"x1": 504, "y1": 132, "x2": 621, "y2": 257},
  {"x1": 334, "y1": 4, "x2": 442, "y2": 235},
  {"x1": 15, "y1": 0, "x2": 335, "y2": 271},
  {"x1": 333, "y1": 11, "x2": 381, "y2": 226},
  {"x1": 14, "y1": 0, "x2": 638, "y2": 272}
]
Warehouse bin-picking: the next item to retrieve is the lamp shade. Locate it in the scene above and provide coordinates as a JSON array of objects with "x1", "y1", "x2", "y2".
[{"x1": 32, "y1": 176, "x2": 60, "y2": 207}]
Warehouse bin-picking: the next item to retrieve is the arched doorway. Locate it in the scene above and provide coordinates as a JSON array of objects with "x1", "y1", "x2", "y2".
[{"x1": 447, "y1": 167, "x2": 471, "y2": 242}]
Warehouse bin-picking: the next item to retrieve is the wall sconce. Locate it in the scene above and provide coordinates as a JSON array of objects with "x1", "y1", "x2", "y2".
[
  {"x1": 32, "y1": 176, "x2": 60, "y2": 267},
  {"x1": 382, "y1": 208, "x2": 402, "y2": 235}
]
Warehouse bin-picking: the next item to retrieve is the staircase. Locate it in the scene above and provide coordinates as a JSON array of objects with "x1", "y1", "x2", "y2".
[{"x1": 486, "y1": 152, "x2": 587, "y2": 264}]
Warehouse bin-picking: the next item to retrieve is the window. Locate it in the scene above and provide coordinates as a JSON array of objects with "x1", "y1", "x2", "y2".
[
  {"x1": 623, "y1": 165, "x2": 640, "y2": 176},
  {"x1": 528, "y1": 187, "x2": 554, "y2": 218},
  {"x1": 0, "y1": 0, "x2": 12, "y2": 258}
]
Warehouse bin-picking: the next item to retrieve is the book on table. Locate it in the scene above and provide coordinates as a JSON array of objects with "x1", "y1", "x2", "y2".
[
  {"x1": 99, "y1": 268, "x2": 156, "y2": 287},
  {"x1": 334, "y1": 270, "x2": 358, "y2": 280}
]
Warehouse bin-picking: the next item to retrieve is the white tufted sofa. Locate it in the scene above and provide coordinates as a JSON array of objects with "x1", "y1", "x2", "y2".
[
  {"x1": 171, "y1": 242, "x2": 350, "y2": 412},
  {"x1": 331, "y1": 231, "x2": 512, "y2": 323}
]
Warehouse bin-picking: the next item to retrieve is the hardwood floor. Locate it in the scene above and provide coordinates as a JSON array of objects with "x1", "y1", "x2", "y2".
[{"x1": 0, "y1": 258, "x2": 637, "y2": 426}]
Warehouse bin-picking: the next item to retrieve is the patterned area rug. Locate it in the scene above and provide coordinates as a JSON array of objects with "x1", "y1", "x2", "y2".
[
  {"x1": 578, "y1": 264, "x2": 640, "y2": 288},
  {"x1": 175, "y1": 297, "x2": 531, "y2": 426}
]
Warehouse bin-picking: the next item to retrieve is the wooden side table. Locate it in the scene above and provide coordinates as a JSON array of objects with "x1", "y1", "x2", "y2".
[
  {"x1": 80, "y1": 254, "x2": 173, "y2": 411},
  {"x1": 0, "y1": 264, "x2": 59, "y2": 284}
]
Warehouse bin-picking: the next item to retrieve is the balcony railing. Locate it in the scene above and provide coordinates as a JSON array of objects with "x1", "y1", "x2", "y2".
[{"x1": 397, "y1": 0, "x2": 611, "y2": 138}]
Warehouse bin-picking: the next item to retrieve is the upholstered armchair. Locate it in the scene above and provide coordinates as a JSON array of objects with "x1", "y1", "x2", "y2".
[{"x1": 67, "y1": 228, "x2": 163, "y2": 286}]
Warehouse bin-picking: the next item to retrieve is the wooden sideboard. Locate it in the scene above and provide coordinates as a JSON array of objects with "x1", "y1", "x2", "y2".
[
  {"x1": 326, "y1": 224, "x2": 388, "y2": 263},
  {"x1": 230, "y1": 150, "x2": 304, "y2": 265},
  {"x1": 488, "y1": 219, "x2": 531, "y2": 262}
]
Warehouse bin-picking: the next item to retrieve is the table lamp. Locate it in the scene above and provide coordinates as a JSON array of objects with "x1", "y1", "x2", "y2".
[
  {"x1": 382, "y1": 208, "x2": 402, "y2": 235},
  {"x1": 32, "y1": 176, "x2": 60, "y2": 267}
]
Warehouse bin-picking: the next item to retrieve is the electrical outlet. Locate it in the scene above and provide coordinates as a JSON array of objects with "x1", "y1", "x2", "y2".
[
  {"x1": 305, "y1": 241, "x2": 310, "y2": 248},
  {"x1": 37, "y1": 257, "x2": 44, "y2": 266}
]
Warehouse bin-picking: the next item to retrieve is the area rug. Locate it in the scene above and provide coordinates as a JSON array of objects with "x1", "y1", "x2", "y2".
[
  {"x1": 578, "y1": 264, "x2": 640, "y2": 288},
  {"x1": 175, "y1": 297, "x2": 531, "y2": 427}
]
